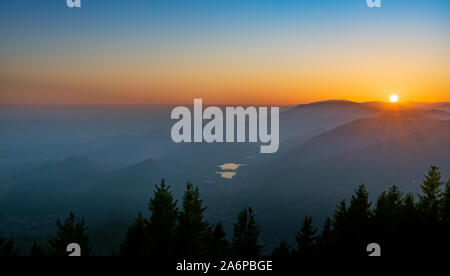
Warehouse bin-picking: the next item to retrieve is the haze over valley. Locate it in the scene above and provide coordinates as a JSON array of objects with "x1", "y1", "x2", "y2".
[{"x1": 0, "y1": 100, "x2": 448, "y2": 254}]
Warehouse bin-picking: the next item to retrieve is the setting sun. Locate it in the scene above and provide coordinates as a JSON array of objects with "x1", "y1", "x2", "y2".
[{"x1": 390, "y1": 94, "x2": 399, "y2": 103}]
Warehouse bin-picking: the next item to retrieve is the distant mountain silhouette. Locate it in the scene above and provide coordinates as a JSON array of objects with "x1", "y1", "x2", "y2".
[
  {"x1": 280, "y1": 100, "x2": 380, "y2": 146},
  {"x1": 280, "y1": 113, "x2": 446, "y2": 163},
  {"x1": 429, "y1": 102, "x2": 450, "y2": 113},
  {"x1": 100, "y1": 158, "x2": 161, "y2": 190}
]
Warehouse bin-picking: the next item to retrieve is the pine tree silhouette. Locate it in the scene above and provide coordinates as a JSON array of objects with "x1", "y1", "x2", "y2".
[
  {"x1": 374, "y1": 186, "x2": 403, "y2": 225},
  {"x1": 395, "y1": 193, "x2": 420, "y2": 255},
  {"x1": 330, "y1": 199, "x2": 348, "y2": 255},
  {"x1": 119, "y1": 212, "x2": 152, "y2": 256},
  {"x1": 232, "y1": 207, "x2": 263, "y2": 257},
  {"x1": 147, "y1": 179, "x2": 179, "y2": 256},
  {"x1": 18, "y1": 165, "x2": 450, "y2": 257},
  {"x1": 373, "y1": 186, "x2": 403, "y2": 253},
  {"x1": 175, "y1": 182, "x2": 211, "y2": 257},
  {"x1": 317, "y1": 217, "x2": 333, "y2": 256},
  {"x1": 295, "y1": 216, "x2": 317, "y2": 257},
  {"x1": 418, "y1": 166, "x2": 444, "y2": 223},
  {"x1": 48, "y1": 212, "x2": 92, "y2": 256},
  {"x1": 348, "y1": 185, "x2": 371, "y2": 225},
  {"x1": 332, "y1": 199, "x2": 347, "y2": 233},
  {"x1": 397, "y1": 193, "x2": 419, "y2": 226},
  {"x1": 209, "y1": 223, "x2": 231, "y2": 257},
  {"x1": 347, "y1": 185, "x2": 372, "y2": 256}
]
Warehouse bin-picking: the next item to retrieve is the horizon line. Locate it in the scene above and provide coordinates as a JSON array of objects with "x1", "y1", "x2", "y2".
[{"x1": 0, "y1": 99, "x2": 449, "y2": 107}]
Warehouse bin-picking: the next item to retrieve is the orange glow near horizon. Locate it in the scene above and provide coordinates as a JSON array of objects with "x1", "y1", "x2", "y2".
[
  {"x1": 1, "y1": 44, "x2": 448, "y2": 105},
  {"x1": 1, "y1": 20, "x2": 449, "y2": 106},
  {"x1": 1, "y1": 78, "x2": 447, "y2": 106},
  {"x1": 1, "y1": 56, "x2": 448, "y2": 106}
]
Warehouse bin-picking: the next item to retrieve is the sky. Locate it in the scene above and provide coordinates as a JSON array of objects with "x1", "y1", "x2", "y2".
[{"x1": 0, "y1": 0, "x2": 449, "y2": 105}]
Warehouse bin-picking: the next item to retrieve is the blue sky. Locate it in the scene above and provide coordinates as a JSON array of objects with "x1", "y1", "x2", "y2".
[
  {"x1": 1, "y1": 0, "x2": 448, "y2": 39},
  {"x1": 0, "y1": 0, "x2": 449, "y2": 104}
]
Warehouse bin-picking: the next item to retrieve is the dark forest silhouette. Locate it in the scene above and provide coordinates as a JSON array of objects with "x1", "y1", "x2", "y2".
[{"x1": 1, "y1": 166, "x2": 449, "y2": 257}]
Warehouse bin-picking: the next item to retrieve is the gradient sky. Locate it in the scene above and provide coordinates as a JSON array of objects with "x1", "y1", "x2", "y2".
[{"x1": 0, "y1": 0, "x2": 449, "y2": 105}]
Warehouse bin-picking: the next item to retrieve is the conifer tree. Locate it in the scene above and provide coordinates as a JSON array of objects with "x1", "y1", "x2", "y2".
[
  {"x1": 375, "y1": 186, "x2": 403, "y2": 222},
  {"x1": 332, "y1": 200, "x2": 347, "y2": 232},
  {"x1": 372, "y1": 186, "x2": 403, "y2": 254},
  {"x1": 321, "y1": 217, "x2": 333, "y2": 240},
  {"x1": 374, "y1": 186, "x2": 403, "y2": 235},
  {"x1": 148, "y1": 179, "x2": 179, "y2": 256},
  {"x1": 348, "y1": 185, "x2": 372, "y2": 226},
  {"x1": 329, "y1": 199, "x2": 349, "y2": 255},
  {"x1": 418, "y1": 166, "x2": 444, "y2": 223},
  {"x1": 176, "y1": 182, "x2": 211, "y2": 257},
  {"x1": 232, "y1": 207, "x2": 263, "y2": 257},
  {"x1": 346, "y1": 185, "x2": 371, "y2": 255},
  {"x1": 48, "y1": 212, "x2": 92, "y2": 256},
  {"x1": 209, "y1": 223, "x2": 231, "y2": 257},
  {"x1": 317, "y1": 217, "x2": 333, "y2": 255},
  {"x1": 295, "y1": 216, "x2": 317, "y2": 256},
  {"x1": 395, "y1": 193, "x2": 421, "y2": 255},
  {"x1": 398, "y1": 193, "x2": 419, "y2": 226},
  {"x1": 119, "y1": 212, "x2": 152, "y2": 256}
]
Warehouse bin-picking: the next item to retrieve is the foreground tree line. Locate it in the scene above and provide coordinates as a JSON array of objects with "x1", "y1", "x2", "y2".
[{"x1": 0, "y1": 166, "x2": 449, "y2": 257}]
